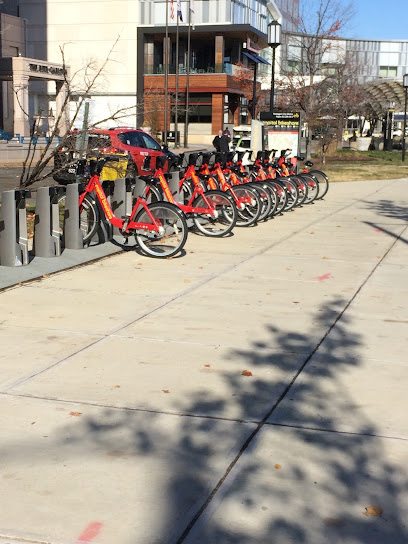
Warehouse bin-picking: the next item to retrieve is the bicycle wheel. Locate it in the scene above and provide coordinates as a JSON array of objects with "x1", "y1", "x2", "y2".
[
  {"x1": 300, "y1": 173, "x2": 319, "y2": 204},
  {"x1": 229, "y1": 185, "x2": 262, "y2": 227},
  {"x1": 181, "y1": 180, "x2": 194, "y2": 205},
  {"x1": 261, "y1": 180, "x2": 279, "y2": 218},
  {"x1": 269, "y1": 180, "x2": 287, "y2": 215},
  {"x1": 134, "y1": 201, "x2": 188, "y2": 258},
  {"x1": 58, "y1": 193, "x2": 100, "y2": 245},
  {"x1": 309, "y1": 169, "x2": 329, "y2": 199},
  {"x1": 192, "y1": 190, "x2": 237, "y2": 237},
  {"x1": 281, "y1": 178, "x2": 299, "y2": 211},
  {"x1": 291, "y1": 175, "x2": 308, "y2": 206},
  {"x1": 245, "y1": 182, "x2": 273, "y2": 221}
]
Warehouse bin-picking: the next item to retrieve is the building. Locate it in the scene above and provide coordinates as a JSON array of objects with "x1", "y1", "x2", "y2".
[
  {"x1": 0, "y1": 3, "x2": 70, "y2": 139},
  {"x1": 139, "y1": 0, "x2": 278, "y2": 143},
  {"x1": 15, "y1": 0, "x2": 297, "y2": 144}
]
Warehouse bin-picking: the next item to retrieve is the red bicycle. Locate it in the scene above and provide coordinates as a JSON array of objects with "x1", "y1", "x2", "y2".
[
  {"x1": 138, "y1": 155, "x2": 237, "y2": 237},
  {"x1": 60, "y1": 157, "x2": 188, "y2": 258}
]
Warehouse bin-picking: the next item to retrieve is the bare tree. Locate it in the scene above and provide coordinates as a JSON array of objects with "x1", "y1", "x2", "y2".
[
  {"x1": 277, "y1": 0, "x2": 356, "y2": 154},
  {"x1": 15, "y1": 38, "x2": 163, "y2": 189}
]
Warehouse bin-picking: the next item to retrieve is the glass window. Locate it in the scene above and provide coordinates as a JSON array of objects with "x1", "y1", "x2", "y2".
[
  {"x1": 140, "y1": 132, "x2": 162, "y2": 150},
  {"x1": 117, "y1": 131, "x2": 145, "y2": 147},
  {"x1": 87, "y1": 134, "x2": 112, "y2": 150}
]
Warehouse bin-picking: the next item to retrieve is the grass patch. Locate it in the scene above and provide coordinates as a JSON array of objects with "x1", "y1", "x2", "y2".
[{"x1": 311, "y1": 149, "x2": 408, "y2": 182}]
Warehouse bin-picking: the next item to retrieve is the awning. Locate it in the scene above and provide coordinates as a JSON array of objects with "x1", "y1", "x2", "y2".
[
  {"x1": 243, "y1": 51, "x2": 270, "y2": 65},
  {"x1": 363, "y1": 79, "x2": 407, "y2": 116}
]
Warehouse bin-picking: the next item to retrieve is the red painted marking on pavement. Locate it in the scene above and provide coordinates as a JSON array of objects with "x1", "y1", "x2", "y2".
[
  {"x1": 316, "y1": 273, "x2": 333, "y2": 281},
  {"x1": 374, "y1": 228, "x2": 382, "y2": 232},
  {"x1": 77, "y1": 522, "x2": 103, "y2": 543}
]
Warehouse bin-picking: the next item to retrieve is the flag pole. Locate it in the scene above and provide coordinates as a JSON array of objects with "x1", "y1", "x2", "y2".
[
  {"x1": 175, "y1": 10, "x2": 179, "y2": 148},
  {"x1": 164, "y1": 0, "x2": 169, "y2": 146},
  {"x1": 184, "y1": 0, "x2": 191, "y2": 147}
]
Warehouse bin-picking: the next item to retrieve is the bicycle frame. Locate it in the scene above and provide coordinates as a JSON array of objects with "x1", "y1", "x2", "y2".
[
  {"x1": 81, "y1": 173, "x2": 164, "y2": 234},
  {"x1": 146, "y1": 166, "x2": 218, "y2": 218}
]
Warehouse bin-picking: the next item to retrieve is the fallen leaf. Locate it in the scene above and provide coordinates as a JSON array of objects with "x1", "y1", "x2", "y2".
[
  {"x1": 322, "y1": 256, "x2": 328, "y2": 259},
  {"x1": 184, "y1": 279, "x2": 190, "y2": 283},
  {"x1": 274, "y1": 464, "x2": 282, "y2": 469},
  {"x1": 266, "y1": 292, "x2": 271, "y2": 296},
  {"x1": 293, "y1": 301, "x2": 299, "y2": 304},
  {"x1": 363, "y1": 505, "x2": 383, "y2": 517},
  {"x1": 204, "y1": 364, "x2": 211, "y2": 368},
  {"x1": 42, "y1": 274, "x2": 50, "y2": 278},
  {"x1": 310, "y1": 231, "x2": 315, "y2": 234},
  {"x1": 242, "y1": 370, "x2": 253, "y2": 377},
  {"x1": 112, "y1": 385, "x2": 121, "y2": 388},
  {"x1": 162, "y1": 389, "x2": 170, "y2": 393},
  {"x1": 285, "y1": 267, "x2": 291, "y2": 271},
  {"x1": 199, "y1": 266, "x2": 203, "y2": 269},
  {"x1": 69, "y1": 412, "x2": 82, "y2": 417}
]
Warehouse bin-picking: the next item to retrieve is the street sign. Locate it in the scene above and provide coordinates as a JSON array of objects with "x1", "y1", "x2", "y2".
[{"x1": 260, "y1": 112, "x2": 301, "y2": 156}]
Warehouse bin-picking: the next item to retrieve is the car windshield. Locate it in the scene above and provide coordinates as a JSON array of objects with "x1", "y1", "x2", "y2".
[{"x1": 139, "y1": 132, "x2": 161, "y2": 151}]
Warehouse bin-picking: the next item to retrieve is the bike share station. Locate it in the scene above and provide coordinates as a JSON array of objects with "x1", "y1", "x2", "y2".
[
  {"x1": 0, "y1": 157, "x2": 182, "y2": 288},
  {"x1": 258, "y1": 112, "x2": 302, "y2": 162}
]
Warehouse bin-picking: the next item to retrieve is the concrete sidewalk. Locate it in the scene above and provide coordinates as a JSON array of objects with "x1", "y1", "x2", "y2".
[{"x1": 0, "y1": 177, "x2": 408, "y2": 544}]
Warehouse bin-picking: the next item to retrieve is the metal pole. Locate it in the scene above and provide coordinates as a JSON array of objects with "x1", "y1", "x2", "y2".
[
  {"x1": 164, "y1": 0, "x2": 169, "y2": 146},
  {"x1": 175, "y1": 13, "x2": 180, "y2": 148},
  {"x1": 269, "y1": 47, "x2": 276, "y2": 114},
  {"x1": 251, "y1": 61, "x2": 257, "y2": 120},
  {"x1": 403, "y1": 87, "x2": 407, "y2": 162},
  {"x1": 183, "y1": 0, "x2": 191, "y2": 147}
]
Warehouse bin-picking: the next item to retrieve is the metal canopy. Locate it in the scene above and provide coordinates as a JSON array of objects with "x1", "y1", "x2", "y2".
[
  {"x1": 243, "y1": 51, "x2": 270, "y2": 65},
  {"x1": 363, "y1": 78, "x2": 407, "y2": 116}
]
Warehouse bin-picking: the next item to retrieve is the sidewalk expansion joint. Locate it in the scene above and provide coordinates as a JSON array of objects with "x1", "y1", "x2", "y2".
[
  {"x1": 264, "y1": 421, "x2": 408, "y2": 442},
  {"x1": 175, "y1": 215, "x2": 408, "y2": 544},
  {"x1": 0, "y1": 391, "x2": 253, "y2": 425}
]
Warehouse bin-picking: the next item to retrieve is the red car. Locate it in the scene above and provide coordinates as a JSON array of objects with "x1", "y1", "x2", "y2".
[{"x1": 53, "y1": 127, "x2": 176, "y2": 184}]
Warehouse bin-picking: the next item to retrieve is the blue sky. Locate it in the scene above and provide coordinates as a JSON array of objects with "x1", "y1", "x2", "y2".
[{"x1": 344, "y1": 0, "x2": 408, "y2": 40}]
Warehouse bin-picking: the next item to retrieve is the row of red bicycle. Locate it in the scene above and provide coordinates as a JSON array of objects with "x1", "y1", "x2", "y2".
[{"x1": 68, "y1": 149, "x2": 329, "y2": 258}]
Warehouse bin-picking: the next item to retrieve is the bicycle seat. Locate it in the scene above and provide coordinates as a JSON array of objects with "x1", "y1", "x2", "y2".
[
  {"x1": 198, "y1": 173, "x2": 212, "y2": 181},
  {"x1": 139, "y1": 175, "x2": 154, "y2": 183}
]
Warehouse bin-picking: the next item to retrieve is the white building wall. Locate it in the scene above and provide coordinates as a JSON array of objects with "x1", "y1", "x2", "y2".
[{"x1": 19, "y1": 0, "x2": 140, "y2": 129}]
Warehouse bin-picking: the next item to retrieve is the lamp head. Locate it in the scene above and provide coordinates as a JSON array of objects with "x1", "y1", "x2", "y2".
[{"x1": 267, "y1": 20, "x2": 281, "y2": 48}]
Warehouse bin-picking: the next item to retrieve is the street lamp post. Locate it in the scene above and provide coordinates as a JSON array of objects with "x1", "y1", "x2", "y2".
[
  {"x1": 384, "y1": 101, "x2": 395, "y2": 152},
  {"x1": 267, "y1": 20, "x2": 281, "y2": 114},
  {"x1": 402, "y1": 74, "x2": 408, "y2": 162}
]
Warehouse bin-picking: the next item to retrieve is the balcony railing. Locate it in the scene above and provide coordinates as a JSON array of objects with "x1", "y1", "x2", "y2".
[{"x1": 149, "y1": 64, "x2": 239, "y2": 75}]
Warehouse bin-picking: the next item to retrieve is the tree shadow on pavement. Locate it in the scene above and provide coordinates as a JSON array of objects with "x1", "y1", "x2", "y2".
[
  {"x1": 188, "y1": 297, "x2": 408, "y2": 543},
  {"x1": 1, "y1": 296, "x2": 408, "y2": 544}
]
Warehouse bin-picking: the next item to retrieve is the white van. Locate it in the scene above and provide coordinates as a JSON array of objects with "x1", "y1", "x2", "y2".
[{"x1": 231, "y1": 126, "x2": 252, "y2": 164}]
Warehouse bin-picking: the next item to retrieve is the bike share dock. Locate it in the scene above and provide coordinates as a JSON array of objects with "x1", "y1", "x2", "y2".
[{"x1": 0, "y1": 177, "x2": 408, "y2": 544}]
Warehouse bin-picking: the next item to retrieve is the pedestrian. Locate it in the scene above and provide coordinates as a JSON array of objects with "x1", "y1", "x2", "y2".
[
  {"x1": 212, "y1": 129, "x2": 230, "y2": 152},
  {"x1": 223, "y1": 127, "x2": 231, "y2": 138}
]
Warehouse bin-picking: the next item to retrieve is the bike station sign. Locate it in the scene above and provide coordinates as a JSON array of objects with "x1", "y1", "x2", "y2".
[{"x1": 260, "y1": 112, "x2": 301, "y2": 155}]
